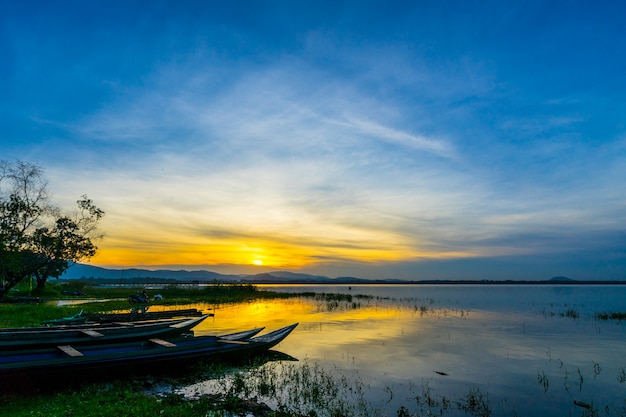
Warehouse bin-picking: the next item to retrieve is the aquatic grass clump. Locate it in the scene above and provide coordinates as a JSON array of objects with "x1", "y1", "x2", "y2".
[
  {"x1": 595, "y1": 312, "x2": 626, "y2": 321},
  {"x1": 296, "y1": 292, "x2": 396, "y2": 313},
  {"x1": 562, "y1": 308, "x2": 580, "y2": 319},
  {"x1": 540, "y1": 307, "x2": 585, "y2": 320},
  {"x1": 192, "y1": 359, "x2": 508, "y2": 417},
  {"x1": 458, "y1": 387, "x2": 491, "y2": 417},
  {"x1": 208, "y1": 359, "x2": 375, "y2": 417},
  {"x1": 298, "y1": 290, "x2": 472, "y2": 318},
  {"x1": 413, "y1": 381, "x2": 453, "y2": 416},
  {"x1": 415, "y1": 304, "x2": 430, "y2": 316},
  {"x1": 535, "y1": 358, "x2": 626, "y2": 417}
]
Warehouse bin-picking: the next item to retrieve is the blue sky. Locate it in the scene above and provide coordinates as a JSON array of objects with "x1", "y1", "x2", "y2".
[{"x1": 1, "y1": 1, "x2": 625, "y2": 280}]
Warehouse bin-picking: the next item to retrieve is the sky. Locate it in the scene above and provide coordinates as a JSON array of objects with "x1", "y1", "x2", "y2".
[{"x1": 1, "y1": 1, "x2": 625, "y2": 280}]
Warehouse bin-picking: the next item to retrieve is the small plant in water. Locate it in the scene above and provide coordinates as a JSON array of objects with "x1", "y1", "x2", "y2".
[
  {"x1": 561, "y1": 308, "x2": 580, "y2": 319},
  {"x1": 592, "y1": 361, "x2": 601, "y2": 379},
  {"x1": 577, "y1": 367, "x2": 584, "y2": 392},
  {"x1": 458, "y1": 387, "x2": 490, "y2": 417},
  {"x1": 396, "y1": 406, "x2": 411, "y2": 417},
  {"x1": 537, "y1": 371, "x2": 550, "y2": 393}
]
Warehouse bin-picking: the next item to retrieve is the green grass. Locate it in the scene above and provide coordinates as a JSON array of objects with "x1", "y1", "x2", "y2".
[
  {"x1": 0, "y1": 381, "x2": 297, "y2": 417},
  {"x1": 83, "y1": 281, "x2": 262, "y2": 302},
  {"x1": 0, "y1": 303, "x2": 85, "y2": 328}
]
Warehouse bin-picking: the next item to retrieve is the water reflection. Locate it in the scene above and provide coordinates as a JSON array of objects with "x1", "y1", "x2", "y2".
[{"x1": 167, "y1": 286, "x2": 626, "y2": 416}]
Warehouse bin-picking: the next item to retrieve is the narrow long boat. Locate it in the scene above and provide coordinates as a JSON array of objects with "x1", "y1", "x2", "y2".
[
  {"x1": 86, "y1": 308, "x2": 208, "y2": 322},
  {"x1": 0, "y1": 315, "x2": 211, "y2": 349},
  {"x1": 42, "y1": 310, "x2": 88, "y2": 325},
  {"x1": 0, "y1": 323, "x2": 298, "y2": 385}
]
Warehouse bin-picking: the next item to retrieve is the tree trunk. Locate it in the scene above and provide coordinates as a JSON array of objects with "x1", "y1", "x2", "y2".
[{"x1": 35, "y1": 272, "x2": 47, "y2": 289}]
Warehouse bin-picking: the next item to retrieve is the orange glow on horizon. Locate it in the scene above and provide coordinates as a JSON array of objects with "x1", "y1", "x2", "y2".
[
  {"x1": 90, "y1": 241, "x2": 478, "y2": 271},
  {"x1": 89, "y1": 216, "x2": 481, "y2": 271},
  {"x1": 90, "y1": 237, "x2": 424, "y2": 269}
]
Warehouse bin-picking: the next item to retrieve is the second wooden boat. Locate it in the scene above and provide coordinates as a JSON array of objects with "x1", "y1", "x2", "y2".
[
  {"x1": 0, "y1": 315, "x2": 211, "y2": 349},
  {"x1": 86, "y1": 308, "x2": 208, "y2": 322}
]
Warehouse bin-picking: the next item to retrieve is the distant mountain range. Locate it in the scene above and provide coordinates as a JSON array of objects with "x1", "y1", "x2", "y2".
[
  {"x1": 59, "y1": 263, "x2": 379, "y2": 284},
  {"x1": 61, "y1": 264, "x2": 614, "y2": 284},
  {"x1": 61, "y1": 263, "x2": 236, "y2": 281}
]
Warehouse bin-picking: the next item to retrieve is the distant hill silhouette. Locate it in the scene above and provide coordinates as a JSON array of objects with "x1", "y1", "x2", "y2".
[
  {"x1": 549, "y1": 276, "x2": 576, "y2": 282},
  {"x1": 61, "y1": 263, "x2": 238, "y2": 281}
]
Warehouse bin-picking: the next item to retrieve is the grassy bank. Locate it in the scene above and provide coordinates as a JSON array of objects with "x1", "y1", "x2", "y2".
[{"x1": 0, "y1": 380, "x2": 297, "y2": 417}]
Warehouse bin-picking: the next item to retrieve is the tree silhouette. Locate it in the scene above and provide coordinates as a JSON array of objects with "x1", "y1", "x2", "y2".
[{"x1": 0, "y1": 161, "x2": 104, "y2": 297}]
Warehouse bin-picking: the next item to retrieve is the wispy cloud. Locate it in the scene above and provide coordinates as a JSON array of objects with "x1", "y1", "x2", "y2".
[{"x1": 331, "y1": 117, "x2": 456, "y2": 159}]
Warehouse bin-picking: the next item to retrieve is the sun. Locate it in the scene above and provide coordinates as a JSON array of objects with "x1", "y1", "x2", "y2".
[{"x1": 252, "y1": 259, "x2": 263, "y2": 266}]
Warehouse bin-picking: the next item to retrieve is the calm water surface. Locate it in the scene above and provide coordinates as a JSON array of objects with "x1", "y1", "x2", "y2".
[{"x1": 171, "y1": 284, "x2": 626, "y2": 416}]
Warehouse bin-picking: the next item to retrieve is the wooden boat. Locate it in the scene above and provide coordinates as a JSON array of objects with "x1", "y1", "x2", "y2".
[
  {"x1": 42, "y1": 310, "x2": 88, "y2": 325},
  {"x1": 86, "y1": 308, "x2": 208, "y2": 322},
  {"x1": 0, "y1": 315, "x2": 211, "y2": 349},
  {"x1": 0, "y1": 323, "x2": 298, "y2": 385},
  {"x1": 0, "y1": 318, "x2": 171, "y2": 334},
  {"x1": 203, "y1": 326, "x2": 265, "y2": 341}
]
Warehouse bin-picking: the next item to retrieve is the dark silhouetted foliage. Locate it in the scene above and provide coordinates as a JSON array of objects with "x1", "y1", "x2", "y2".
[{"x1": 0, "y1": 161, "x2": 104, "y2": 296}]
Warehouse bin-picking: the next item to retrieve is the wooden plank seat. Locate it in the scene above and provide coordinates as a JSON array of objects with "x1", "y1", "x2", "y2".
[
  {"x1": 80, "y1": 329, "x2": 104, "y2": 338},
  {"x1": 218, "y1": 339, "x2": 250, "y2": 345},
  {"x1": 57, "y1": 345, "x2": 84, "y2": 357},
  {"x1": 169, "y1": 321, "x2": 191, "y2": 329},
  {"x1": 149, "y1": 338, "x2": 177, "y2": 348}
]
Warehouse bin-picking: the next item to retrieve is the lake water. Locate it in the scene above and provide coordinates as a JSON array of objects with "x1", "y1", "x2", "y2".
[{"x1": 168, "y1": 284, "x2": 626, "y2": 416}]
